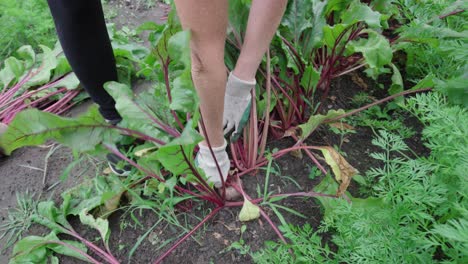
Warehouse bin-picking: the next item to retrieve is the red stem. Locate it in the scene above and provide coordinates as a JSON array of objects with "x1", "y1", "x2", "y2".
[
  {"x1": 39, "y1": 240, "x2": 102, "y2": 264},
  {"x1": 104, "y1": 144, "x2": 220, "y2": 204},
  {"x1": 225, "y1": 191, "x2": 336, "y2": 207},
  {"x1": 258, "y1": 51, "x2": 271, "y2": 159},
  {"x1": 279, "y1": 36, "x2": 305, "y2": 74},
  {"x1": 134, "y1": 101, "x2": 180, "y2": 137},
  {"x1": 249, "y1": 89, "x2": 259, "y2": 168},
  {"x1": 290, "y1": 134, "x2": 328, "y2": 175},
  {"x1": 437, "y1": 8, "x2": 465, "y2": 20},
  {"x1": 67, "y1": 229, "x2": 120, "y2": 264},
  {"x1": 325, "y1": 87, "x2": 433, "y2": 123},
  {"x1": 162, "y1": 60, "x2": 184, "y2": 131},
  {"x1": 153, "y1": 206, "x2": 222, "y2": 264},
  {"x1": 259, "y1": 209, "x2": 288, "y2": 244},
  {"x1": 0, "y1": 71, "x2": 34, "y2": 105}
]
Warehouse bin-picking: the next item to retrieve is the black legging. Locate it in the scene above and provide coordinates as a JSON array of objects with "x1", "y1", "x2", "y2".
[{"x1": 47, "y1": 0, "x2": 121, "y2": 123}]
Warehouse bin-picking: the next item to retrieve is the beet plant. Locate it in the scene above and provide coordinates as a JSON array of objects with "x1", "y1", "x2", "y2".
[
  {"x1": 0, "y1": 44, "x2": 82, "y2": 125},
  {"x1": 0, "y1": 24, "x2": 148, "y2": 126},
  {"x1": 224, "y1": 0, "x2": 412, "y2": 171}
]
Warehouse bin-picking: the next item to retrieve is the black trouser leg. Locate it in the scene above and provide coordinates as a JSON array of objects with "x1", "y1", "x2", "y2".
[{"x1": 47, "y1": 0, "x2": 121, "y2": 122}]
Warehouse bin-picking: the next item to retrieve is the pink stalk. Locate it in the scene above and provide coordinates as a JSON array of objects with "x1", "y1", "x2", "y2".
[
  {"x1": 235, "y1": 145, "x2": 327, "y2": 178},
  {"x1": 279, "y1": 36, "x2": 305, "y2": 73},
  {"x1": 263, "y1": 72, "x2": 302, "y2": 121},
  {"x1": 325, "y1": 87, "x2": 433, "y2": 123},
  {"x1": 290, "y1": 134, "x2": 328, "y2": 175},
  {"x1": 67, "y1": 229, "x2": 120, "y2": 264},
  {"x1": 248, "y1": 88, "x2": 259, "y2": 169},
  {"x1": 153, "y1": 206, "x2": 222, "y2": 264},
  {"x1": 0, "y1": 70, "x2": 68, "y2": 106},
  {"x1": 1, "y1": 89, "x2": 72, "y2": 123},
  {"x1": 226, "y1": 35, "x2": 241, "y2": 50},
  {"x1": 270, "y1": 87, "x2": 288, "y2": 127},
  {"x1": 0, "y1": 71, "x2": 34, "y2": 106},
  {"x1": 438, "y1": 8, "x2": 465, "y2": 20},
  {"x1": 30, "y1": 88, "x2": 68, "y2": 110},
  {"x1": 39, "y1": 240, "x2": 102, "y2": 264},
  {"x1": 1, "y1": 87, "x2": 72, "y2": 123},
  {"x1": 134, "y1": 102, "x2": 180, "y2": 137},
  {"x1": 103, "y1": 144, "x2": 160, "y2": 182},
  {"x1": 56, "y1": 102, "x2": 77, "y2": 115},
  {"x1": 50, "y1": 90, "x2": 81, "y2": 114},
  {"x1": 230, "y1": 142, "x2": 246, "y2": 171},
  {"x1": 161, "y1": 59, "x2": 184, "y2": 130},
  {"x1": 238, "y1": 141, "x2": 248, "y2": 166},
  {"x1": 225, "y1": 191, "x2": 337, "y2": 208},
  {"x1": 43, "y1": 90, "x2": 75, "y2": 113},
  {"x1": 39, "y1": 217, "x2": 119, "y2": 264},
  {"x1": 55, "y1": 95, "x2": 80, "y2": 115},
  {"x1": 258, "y1": 50, "x2": 272, "y2": 159},
  {"x1": 104, "y1": 144, "x2": 223, "y2": 205},
  {"x1": 332, "y1": 62, "x2": 366, "y2": 78},
  {"x1": 0, "y1": 81, "x2": 62, "y2": 111},
  {"x1": 114, "y1": 126, "x2": 166, "y2": 145},
  {"x1": 231, "y1": 28, "x2": 243, "y2": 48},
  {"x1": 259, "y1": 209, "x2": 288, "y2": 244}
]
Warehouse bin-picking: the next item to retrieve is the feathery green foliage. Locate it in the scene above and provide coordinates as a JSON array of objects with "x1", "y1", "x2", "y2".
[{"x1": 0, "y1": 0, "x2": 55, "y2": 62}]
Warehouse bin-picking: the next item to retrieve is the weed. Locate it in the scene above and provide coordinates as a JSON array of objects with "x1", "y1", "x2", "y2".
[
  {"x1": 221, "y1": 224, "x2": 250, "y2": 255},
  {"x1": 0, "y1": 191, "x2": 38, "y2": 253}
]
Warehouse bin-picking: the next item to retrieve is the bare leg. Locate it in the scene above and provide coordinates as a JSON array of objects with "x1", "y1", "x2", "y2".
[
  {"x1": 174, "y1": 0, "x2": 240, "y2": 199},
  {"x1": 233, "y1": 0, "x2": 288, "y2": 81},
  {"x1": 174, "y1": 0, "x2": 228, "y2": 148}
]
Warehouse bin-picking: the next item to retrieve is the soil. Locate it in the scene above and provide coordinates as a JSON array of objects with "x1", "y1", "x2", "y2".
[{"x1": 0, "y1": 2, "x2": 431, "y2": 264}]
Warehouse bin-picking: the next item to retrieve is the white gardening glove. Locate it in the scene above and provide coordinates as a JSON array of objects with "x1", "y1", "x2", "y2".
[
  {"x1": 195, "y1": 140, "x2": 230, "y2": 188},
  {"x1": 223, "y1": 72, "x2": 256, "y2": 142}
]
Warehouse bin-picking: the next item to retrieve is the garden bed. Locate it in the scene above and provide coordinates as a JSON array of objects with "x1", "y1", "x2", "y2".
[
  {"x1": 1, "y1": 70, "x2": 429, "y2": 263},
  {"x1": 1, "y1": 1, "x2": 465, "y2": 263}
]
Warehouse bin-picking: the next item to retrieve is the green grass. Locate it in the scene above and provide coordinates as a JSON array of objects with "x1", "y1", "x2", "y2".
[
  {"x1": 0, "y1": 0, "x2": 56, "y2": 62},
  {"x1": 0, "y1": 191, "x2": 39, "y2": 254}
]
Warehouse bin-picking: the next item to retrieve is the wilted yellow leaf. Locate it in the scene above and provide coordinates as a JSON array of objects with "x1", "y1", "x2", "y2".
[{"x1": 319, "y1": 146, "x2": 358, "y2": 197}]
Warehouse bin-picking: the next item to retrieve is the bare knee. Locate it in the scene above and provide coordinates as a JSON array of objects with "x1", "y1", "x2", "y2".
[
  {"x1": 190, "y1": 45, "x2": 225, "y2": 77},
  {"x1": 191, "y1": 50, "x2": 205, "y2": 76}
]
